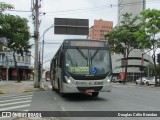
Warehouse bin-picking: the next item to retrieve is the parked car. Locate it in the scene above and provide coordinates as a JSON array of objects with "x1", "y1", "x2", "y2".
[
  {"x1": 145, "y1": 77, "x2": 159, "y2": 86},
  {"x1": 112, "y1": 76, "x2": 124, "y2": 83},
  {"x1": 135, "y1": 77, "x2": 148, "y2": 85},
  {"x1": 112, "y1": 76, "x2": 120, "y2": 83}
]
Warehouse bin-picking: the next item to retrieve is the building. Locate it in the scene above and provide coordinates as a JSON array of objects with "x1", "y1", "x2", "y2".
[
  {"x1": 88, "y1": 19, "x2": 113, "y2": 40},
  {"x1": 112, "y1": 49, "x2": 153, "y2": 82},
  {"x1": 118, "y1": 0, "x2": 146, "y2": 25},
  {"x1": 0, "y1": 45, "x2": 32, "y2": 80},
  {"x1": 112, "y1": 0, "x2": 148, "y2": 82}
]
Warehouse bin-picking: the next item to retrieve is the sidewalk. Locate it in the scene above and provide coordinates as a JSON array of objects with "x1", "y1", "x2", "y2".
[
  {"x1": 0, "y1": 80, "x2": 45, "y2": 94},
  {"x1": 0, "y1": 81, "x2": 60, "y2": 120}
]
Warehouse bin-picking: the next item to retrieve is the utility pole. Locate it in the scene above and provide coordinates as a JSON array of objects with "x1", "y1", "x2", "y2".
[{"x1": 33, "y1": 0, "x2": 40, "y2": 88}]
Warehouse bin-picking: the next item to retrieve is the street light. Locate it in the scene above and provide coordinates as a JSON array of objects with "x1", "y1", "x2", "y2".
[{"x1": 41, "y1": 24, "x2": 54, "y2": 77}]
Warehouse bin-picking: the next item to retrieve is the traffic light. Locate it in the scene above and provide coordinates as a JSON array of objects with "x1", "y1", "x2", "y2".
[
  {"x1": 139, "y1": 66, "x2": 144, "y2": 71},
  {"x1": 157, "y1": 53, "x2": 160, "y2": 64}
]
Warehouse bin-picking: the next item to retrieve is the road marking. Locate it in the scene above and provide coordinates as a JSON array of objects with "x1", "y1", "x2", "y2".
[
  {"x1": 0, "y1": 100, "x2": 31, "y2": 107},
  {"x1": 54, "y1": 97, "x2": 57, "y2": 100},
  {"x1": 48, "y1": 85, "x2": 52, "y2": 89},
  {"x1": 0, "y1": 94, "x2": 33, "y2": 98},
  {"x1": 60, "y1": 106, "x2": 66, "y2": 111},
  {"x1": 0, "y1": 104, "x2": 30, "y2": 111},
  {"x1": 0, "y1": 97, "x2": 32, "y2": 103}
]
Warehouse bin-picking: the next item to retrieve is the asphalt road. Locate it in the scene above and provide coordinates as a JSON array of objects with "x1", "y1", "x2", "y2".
[
  {"x1": 1, "y1": 82, "x2": 160, "y2": 120},
  {"x1": 29, "y1": 82, "x2": 160, "y2": 120}
]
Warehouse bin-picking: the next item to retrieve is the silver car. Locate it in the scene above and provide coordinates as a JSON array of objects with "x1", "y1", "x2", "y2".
[
  {"x1": 145, "y1": 77, "x2": 160, "y2": 86},
  {"x1": 135, "y1": 77, "x2": 147, "y2": 85}
]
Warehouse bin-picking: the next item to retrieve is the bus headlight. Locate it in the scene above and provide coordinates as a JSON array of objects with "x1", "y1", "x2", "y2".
[
  {"x1": 107, "y1": 79, "x2": 111, "y2": 83},
  {"x1": 104, "y1": 78, "x2": 111, "y2": 84},
  {"x1": 67, "y1": 79, "x2": 71, "y2": 84},
  {"x1": 65, "y1": 76, "x2": 72, "y2": 84}
]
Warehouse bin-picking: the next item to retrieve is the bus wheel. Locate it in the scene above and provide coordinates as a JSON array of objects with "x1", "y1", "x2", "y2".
[
  {"x1": 60, "y1": 92, "x2": 66, "y2": 97},
  {"x1": 92, "y1": 92, "x2": 99, "y2": 97},
  {"x1": 57, "y1": 81, "x2": 60, "y2": 93}
]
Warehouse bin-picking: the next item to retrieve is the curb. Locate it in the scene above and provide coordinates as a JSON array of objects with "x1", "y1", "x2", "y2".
[{"x1": 0, "y1": 81, "x2": 47, "y2": 94}]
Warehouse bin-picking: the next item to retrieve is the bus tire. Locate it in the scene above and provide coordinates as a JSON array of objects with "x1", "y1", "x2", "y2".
[
  {"x1": 60, "y1": 92, "x2": 66, "y2": 97},
  {"x1": 92, "y1": 92, "x2": 99, "y2": 97},
  {"x1": 58, "y1": 80, "x2": 61, "y2": 93}
]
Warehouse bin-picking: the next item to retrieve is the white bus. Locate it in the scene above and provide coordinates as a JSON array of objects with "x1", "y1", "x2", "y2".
[{"x1": 50, "y1": 39, "x2": 112, "y2": 97}]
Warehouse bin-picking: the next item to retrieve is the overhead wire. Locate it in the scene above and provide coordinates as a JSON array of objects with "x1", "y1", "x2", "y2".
[{"x1": 4, "y1": 0, "x2": 160, "y2": 15}]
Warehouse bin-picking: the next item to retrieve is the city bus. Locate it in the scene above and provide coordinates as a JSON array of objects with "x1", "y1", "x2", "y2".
[{"x1": 50, "y1": 39, "x2": 112, "y2": 97}]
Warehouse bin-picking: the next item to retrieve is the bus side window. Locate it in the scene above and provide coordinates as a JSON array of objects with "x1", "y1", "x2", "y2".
[{"x1": 57, "y1": 51, "x2": 63, "y2": 68}]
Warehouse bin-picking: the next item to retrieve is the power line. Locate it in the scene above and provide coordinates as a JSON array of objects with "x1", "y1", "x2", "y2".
[
  {"x1": 6, "y1": 9, "x2": 32, "y2": 12},
  {"x1": 42, "y1": 0, "x2": 160, "y2": 15},
  {"x1": 44, "y1": 42, "x2": 62, "y2": 44},
  {"x1": 5, "y1": 0, "x2": 160, "y2": 14}
]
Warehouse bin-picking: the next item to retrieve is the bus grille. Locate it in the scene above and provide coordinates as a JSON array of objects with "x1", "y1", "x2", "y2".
[
  {"x1": 77, "y1": 86, "x2": 103, "y2": 92},
  {"x1": 72, "y1": 75, "x2": 106, "y2": 80}
]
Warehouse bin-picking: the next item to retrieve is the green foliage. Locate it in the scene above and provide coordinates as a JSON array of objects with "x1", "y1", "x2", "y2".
[
  {"x1": 140, "y1": 9, "x2": 160, "y2": 36},
  {"x1": 0, "y1": 2, "x2": 14, "y2": 12},
  {"x1": 144, "y1": 63, "x2": 160, "y2": 77},
  {"x1": 105, "y1": 13, "x2": 140, "y2": 56},
  {"x1": 0, "y1": 12, "x2": 30, "y2": 56},
  {"x1": 139, "y1": 9, "x2": 160, "y2": 86},
  {"x1": 138, "y1": 9, "x2": 160, "y2": 48}
]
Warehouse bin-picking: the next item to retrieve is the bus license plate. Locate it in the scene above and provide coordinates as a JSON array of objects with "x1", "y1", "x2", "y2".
[{"x1": 86, "y1": 89, "x2": 94, "y2": 93}]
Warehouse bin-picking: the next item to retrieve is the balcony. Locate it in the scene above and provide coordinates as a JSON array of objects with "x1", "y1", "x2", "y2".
[{"x1": 0, "y1": 51, "x2": 31, "y2": 68}]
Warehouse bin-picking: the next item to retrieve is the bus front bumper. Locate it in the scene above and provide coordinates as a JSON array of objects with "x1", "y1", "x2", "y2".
[{"x1": 61, "y1": 83, "x2": 111, "y2": 93}]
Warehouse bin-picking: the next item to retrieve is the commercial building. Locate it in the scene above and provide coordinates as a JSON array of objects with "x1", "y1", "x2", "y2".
[
  {"x1": 112, "y1": 49, "x2": 153, "y2": 82},
  {"x1": 88, "y1": 19, "x2": 113, "y2": 40},
  {"x1": 0, "y1": 45, "x2": 32, "y2": 80},
  {"x1": 118, "y1": 0, "x2": 146, "y2": 25}
]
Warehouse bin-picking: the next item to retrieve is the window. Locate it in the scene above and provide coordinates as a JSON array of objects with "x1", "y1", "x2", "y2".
[
  {"x1": 26, "y1": 56, "x2": 29, "y2": 63},
  {"x1": 22, "y1": 56, "x2": 24, "y2": 62},
  {"x1": 17, "y1": 56, "x2": 20, "y2": 61}
]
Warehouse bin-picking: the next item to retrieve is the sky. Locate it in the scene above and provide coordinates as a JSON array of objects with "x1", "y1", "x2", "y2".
[{"x1": 2, "y1": 0, "x2": 160, "y2": 68}]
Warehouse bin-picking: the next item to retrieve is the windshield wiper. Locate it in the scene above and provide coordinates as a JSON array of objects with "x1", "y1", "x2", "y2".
[
  {"x1": 91, "y1": 50, "x2": 99, "y2": 60},
  {"x1": 76, "y1": 47, "x2": 89, "y2": 66},
  {"x1": 76, "y1": 47, "x2": 88, "y2": 60}
]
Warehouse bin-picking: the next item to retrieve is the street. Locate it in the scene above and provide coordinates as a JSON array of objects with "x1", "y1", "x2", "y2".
[
  {"x1": 30, "y1": 82, "x2": 160, "y2": 111},
  {"x1": 0, "y1": 82, "x2": 160, "y2": 120}
]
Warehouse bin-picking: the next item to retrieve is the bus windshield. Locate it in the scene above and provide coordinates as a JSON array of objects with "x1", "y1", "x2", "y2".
[{"x1": 65, "y1": 48, "x2": 110, "y2": 75}]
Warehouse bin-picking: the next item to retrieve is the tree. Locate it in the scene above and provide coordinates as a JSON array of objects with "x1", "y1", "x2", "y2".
[
  {"x1": 105, "y1": 13, "x2": 140, "y2": 84},
  {"x1": 0, "y1": 3, "x2": 30, "y2": 82},
  {"x1": 143, "y1": 63, "x2": 160, "y2": 77},
  {"x1": 0, "y1": 2, "x2": 14, "y2": 12},
  {"x1": 138, "y1": 9, "x2": 160, "y2": 86}
]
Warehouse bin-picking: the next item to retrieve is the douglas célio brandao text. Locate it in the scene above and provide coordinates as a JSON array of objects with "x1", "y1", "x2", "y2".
[{"x1": 118, "y1": 112, "x2": 158, "y2": 117}]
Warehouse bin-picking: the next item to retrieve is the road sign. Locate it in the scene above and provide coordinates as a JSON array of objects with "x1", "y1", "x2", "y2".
[{"x1": 54, "y1": 18, "x2": 89, "y2": 35}]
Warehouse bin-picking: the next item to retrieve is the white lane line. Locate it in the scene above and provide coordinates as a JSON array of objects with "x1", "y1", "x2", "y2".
[
  {"x1": 24, "y1": 110, "x2": 29, "y2": 111},
  {"x1": 48, "y1": 85, "x2": 52, "y2": 89},
  {"x1": 0, "y1": 94, "x2": 33, "y2": 99},
  {"x1": 54, "y1": 97, "x2": 57, "y2": 100},
  {"x1": 60, "y1": 106, "x2": 66, "y2": 111},
  {"x1": 0, "y1": 100, "x2": 31, "y2": 107},
  {"x1": 0, "y1": 104, "x2": 30, "y2": 111},
  {"x1": 0, "y1": 97, "x2": 32, "y2": 103}
]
